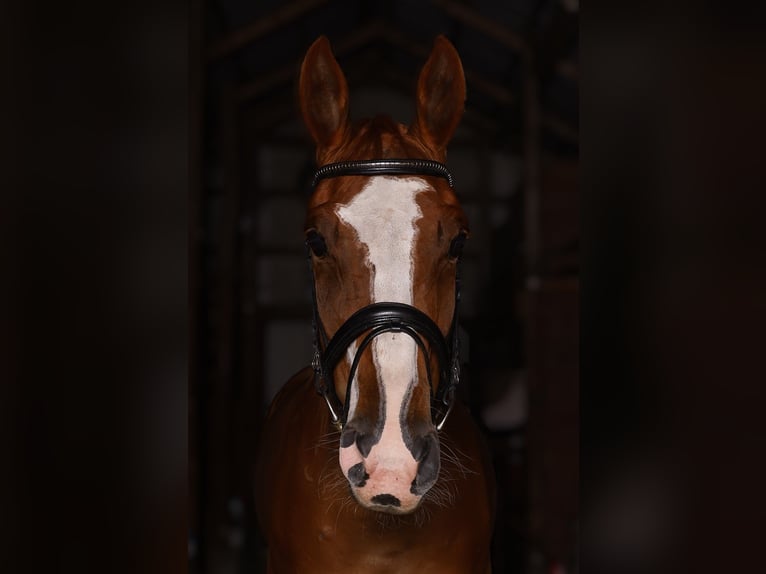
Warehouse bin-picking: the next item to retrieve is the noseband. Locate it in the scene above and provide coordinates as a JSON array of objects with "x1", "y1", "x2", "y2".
[{"x1": 307, "y1": 159, "x2": 462, "y2": 432}]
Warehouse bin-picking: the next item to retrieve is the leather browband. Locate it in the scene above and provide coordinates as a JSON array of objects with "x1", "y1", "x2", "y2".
[{"x1": 311, "y1": 159, "x2": 454, "y2": 188}]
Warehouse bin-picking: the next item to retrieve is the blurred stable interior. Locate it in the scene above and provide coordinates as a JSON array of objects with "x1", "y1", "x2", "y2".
[{"x1": 190, "y1": 1, "x2": 578, "y2": 573}]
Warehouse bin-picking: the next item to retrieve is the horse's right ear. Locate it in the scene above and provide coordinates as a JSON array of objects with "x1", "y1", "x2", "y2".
[
  {"x1": 299, "y1": 36, "x2": 349, "y2": 154},
  {"x1": 410, "y1": 36, "x2": 466, "y2": 156}
]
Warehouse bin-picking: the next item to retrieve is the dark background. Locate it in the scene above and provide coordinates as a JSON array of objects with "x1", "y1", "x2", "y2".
[{"x1": 4, "y1": 1, "x2": 765, "y2": 574}]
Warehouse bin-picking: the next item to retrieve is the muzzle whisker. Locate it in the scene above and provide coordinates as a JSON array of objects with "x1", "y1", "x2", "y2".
[
  {"x1": 438, "y1": 439, "x2": 476, "y2": 478},
  {"x1": 311, "y1": 429, "x2": 342, "y2": 452},
  {"x1": 422, "y1": 477, "x2": 456, "y2": 510}
]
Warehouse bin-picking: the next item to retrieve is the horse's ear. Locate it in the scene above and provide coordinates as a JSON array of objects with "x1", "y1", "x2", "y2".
[
  {"x1": 410, "y1": 35, "x2": 466, "y2": 154},
  {"x1": 299, "y1": 36, "x2": 349, "y2": 153}
]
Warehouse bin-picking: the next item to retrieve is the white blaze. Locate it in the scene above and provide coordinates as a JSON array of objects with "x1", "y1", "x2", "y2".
[{"x1": 336, "y1": 177, "x2": 428, "y2": 461}]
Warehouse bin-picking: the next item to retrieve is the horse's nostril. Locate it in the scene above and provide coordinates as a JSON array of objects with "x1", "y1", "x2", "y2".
[
  {"x1": 411, "y1": 434, "x2": 429, "y2": 462},
  {"x1": 347, "y1": 462, "x2": 369, "y2": 487},
  {"x1": 410, "y1": 434, "x2": 440, "y2": 495},
  {"x1": 341, "y1": 419, "x2": 379, "y2": 457},
  {"x1": 340, "y1": 426, "x2": 357, "y2": 448},
  {"x1": 411, "y1": 432, "x2": 438, "y2": 462}
]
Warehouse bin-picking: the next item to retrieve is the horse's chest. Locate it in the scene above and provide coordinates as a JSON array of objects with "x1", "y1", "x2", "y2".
[{"x1": 275, "y1": 520, "x2": 467, "y2": 574}]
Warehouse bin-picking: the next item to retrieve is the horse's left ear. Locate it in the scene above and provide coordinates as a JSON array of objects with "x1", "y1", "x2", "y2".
[{"x1": 410, "y1": 35, "x2": 466, "y2": 154}]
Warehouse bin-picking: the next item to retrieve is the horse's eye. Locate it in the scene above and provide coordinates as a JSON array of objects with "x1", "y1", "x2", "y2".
[
  {"x1": 306, "y1": 229, "x2": 328, "y2": 257},
  {"x1": 448, "y1": 231, "x2": 468, "y2": 260}
]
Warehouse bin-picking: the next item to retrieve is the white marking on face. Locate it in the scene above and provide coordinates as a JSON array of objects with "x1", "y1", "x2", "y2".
[{"x1": 336, "y1": 176, "x2": 428, "y2": 445}]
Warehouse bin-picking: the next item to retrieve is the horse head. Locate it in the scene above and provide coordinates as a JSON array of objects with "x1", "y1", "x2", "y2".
[{"x1": 300, "y1": 35, "x2": 468, "y2": 515}]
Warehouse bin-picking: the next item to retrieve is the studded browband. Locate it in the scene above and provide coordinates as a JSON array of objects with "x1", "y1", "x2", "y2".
[{"x1": 312, "y1": 158, "x2": 454, "y2": 188}]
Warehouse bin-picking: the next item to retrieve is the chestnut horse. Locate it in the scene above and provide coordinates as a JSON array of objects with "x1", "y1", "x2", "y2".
[{"x1": 255, "y1": 35, "x2": 495, "y2": 573}]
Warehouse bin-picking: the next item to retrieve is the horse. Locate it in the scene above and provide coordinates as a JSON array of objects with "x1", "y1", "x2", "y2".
[{"x1": 255, "y1": 35, "x2": 496, "y2": 573}]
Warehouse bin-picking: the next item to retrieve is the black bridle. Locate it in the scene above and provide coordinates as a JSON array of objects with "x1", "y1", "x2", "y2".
[{"x1": 307, "y1": 158, "x2": 462, "y2": 432}]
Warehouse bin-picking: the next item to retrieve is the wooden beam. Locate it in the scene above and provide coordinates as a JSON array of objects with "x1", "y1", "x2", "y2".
[
  {"x1": 236, "y1": 65, "x2": 297, "y2": 104},
  {"x1": 207, "y1": 0, "x2": 330, "y2": 62},
  {"x1": 239, "y1": 53, "x2": 504, "y2": 141},
  {"x1": 235, "y1": 23, "x2": 517, "y2": 107},
  {"x1": 239, "y1": 85, "x2": 305, "y2": 138},
  {"x1": 202, "y1": 82, "x2": 243, "y2": 573},
  {"x1": 431, "y1": 0, "x2": 530, "y2": 58},
  {"x1": 189, "y1": 0, "x2": 203, "y2": 567},
  {"x1": 235, "y1": 21, "x2": 385, "y2": 103},
  {"x1": 523, "y1": 61, "x2": 542, "y2": 282},
  {"x1": 376, "y1": 65, "x2": 502, "y2": 137},
  {"x1": 384, "y1": 27, "x2": 517, "y2": 106}
]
